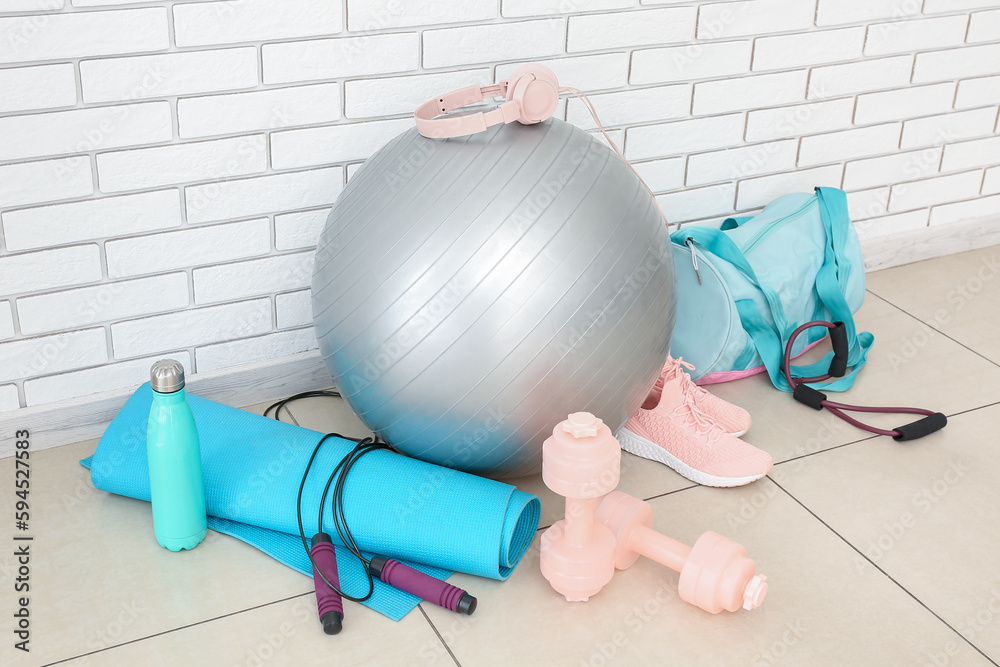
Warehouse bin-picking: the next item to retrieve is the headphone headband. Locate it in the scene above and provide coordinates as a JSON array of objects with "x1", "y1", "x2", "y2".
[{"x1": 414, "y1": 64, "x2": 560, "y2": 139}]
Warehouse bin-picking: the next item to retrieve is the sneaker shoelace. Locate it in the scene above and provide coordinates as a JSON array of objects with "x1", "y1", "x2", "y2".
[{"x1": 668, "y1": 400, "x2": 726, "y2": 444}]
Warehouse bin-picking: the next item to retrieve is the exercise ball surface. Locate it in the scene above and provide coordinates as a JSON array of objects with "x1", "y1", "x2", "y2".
[{"x1": 312, "y1": 118, "x2": 676, "y2": 477}]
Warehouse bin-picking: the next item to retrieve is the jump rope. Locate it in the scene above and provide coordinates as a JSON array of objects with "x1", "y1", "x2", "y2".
[{"x1": 265, "y1": 391, "x2": 477, "y2": 637}]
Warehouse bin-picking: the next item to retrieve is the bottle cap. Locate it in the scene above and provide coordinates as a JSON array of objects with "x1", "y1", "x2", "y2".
[{"x1": 150, "y1": 359, "x2": 185, "y2": 393}]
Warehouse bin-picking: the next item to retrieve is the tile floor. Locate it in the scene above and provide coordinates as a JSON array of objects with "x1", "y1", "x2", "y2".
[{"x1": 3, "y1": 244, "x2": 1000, "y2": 667}]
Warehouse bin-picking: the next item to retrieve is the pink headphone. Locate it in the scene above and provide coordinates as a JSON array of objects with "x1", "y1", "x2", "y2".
[{"x1": 414, "y1": 64, "x2": 561, "y2": 139}]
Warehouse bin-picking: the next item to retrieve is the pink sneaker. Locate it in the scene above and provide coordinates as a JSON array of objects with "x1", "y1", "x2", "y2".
[
  {"x1": 644, "y1": 357, "x2": 752, "y2": 437},
  {"x1": 619, "y1": 372, "x2": 772, "y2": 487}
]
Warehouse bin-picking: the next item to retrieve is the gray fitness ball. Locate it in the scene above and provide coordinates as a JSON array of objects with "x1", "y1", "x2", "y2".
[{"x1": 311, "y1": 117, "x2": 677, "y2": 478}]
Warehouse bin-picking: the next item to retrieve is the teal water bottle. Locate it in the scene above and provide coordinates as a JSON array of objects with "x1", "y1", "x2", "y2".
[{"x1": 147, "y1": 360, "x2": 207, "y2": 551}]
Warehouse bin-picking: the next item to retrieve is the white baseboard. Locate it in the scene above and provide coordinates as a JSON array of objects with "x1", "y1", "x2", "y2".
[
  {"x1": 0, "y1": 350, "x2": 333, "y2": 458},
  {"x1": 3, "y1": 214, "x2": 999, "y2": 459},
  {"x1": 862, "y1": 213, "x2": 1000, "y2": 272}
]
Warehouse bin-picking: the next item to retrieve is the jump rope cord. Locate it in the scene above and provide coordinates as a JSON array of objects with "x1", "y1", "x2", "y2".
[
  {"x1": 558, "y1": 86, "x2": 672, "y2": 230},
  {"x1": 265, "y1": 390, "x2": 391, "y2": 602}
]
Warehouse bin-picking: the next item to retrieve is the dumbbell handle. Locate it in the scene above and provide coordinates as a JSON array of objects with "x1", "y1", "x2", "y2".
[
  {"x1": 564, "y1": 497, "x2": 598, "y2": 546},
  {"x1": 625, "y1": 524, "x2": 692, "y2": 573}
]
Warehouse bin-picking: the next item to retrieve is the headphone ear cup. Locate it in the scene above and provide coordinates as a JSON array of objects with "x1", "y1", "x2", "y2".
[{"x1": 505, "y1": 64, "x2": 560, "y2": 125}]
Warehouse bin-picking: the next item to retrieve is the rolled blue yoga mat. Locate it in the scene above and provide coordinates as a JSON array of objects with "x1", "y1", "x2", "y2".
[{"x1": 80, "y1": 383, "x2": 541, "y2": 620}]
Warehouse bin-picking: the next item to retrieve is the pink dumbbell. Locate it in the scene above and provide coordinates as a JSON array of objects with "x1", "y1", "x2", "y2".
[
  {"x1": 539, "y1": 412, "x2": 621, "y2": 602},
  {"x1": 595, "y1": 490, "x2": 768, "y2": 613}
]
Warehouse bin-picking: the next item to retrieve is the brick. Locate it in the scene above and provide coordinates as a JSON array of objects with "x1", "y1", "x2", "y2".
[
  {"x1": 263, "y1": 33, "x2": 418, "y2": 85},
  {"x1": 496, "y1": 53, "x2": 629, "y2": 91},
  {"x1": 687, "y1": 140, "x2": 797, "y2": 187},
  {"x1": 345, "y1": 68, "x2": 491, "y2": 119},
  {"x1": 0, "y1": 101, "x2": 171, "y2": 162},
  {"x1": 888, "y1": 171, "x2": 984, "y2": 213},
  {"x1": 0, "y1": 7, "x2": 167, "y2": 64},
  {"x1": 968, "y1": 9, "x2": 1000, "y2": 43},
  {"x1": 97, "y1": 135, "x2": 268, "y2": 192},
  {"x1": 902, "y1": 108, "x2": 998, "y2": 150},
  {"x1": 3, "y1": 189, "x2": 181, "y2": 251},
  {"x1": 630, "y1": 41, "x2": 751, "y2": 85},
  {"x1": 0, "y1": 246, "x2": 101, "y2": 295},
  {"x1": 632, "y1": 158, "x2": 685, "y2": 193},
  {"x1": 745, "y1": 98, "x2": 855, "y2": 142},
  {"x1": 193, "y1": 252, "x2": 314, "y2": 304},
  {"x1": 275, "y1": 209, "x2": 330, "y2": 250},
  {"x1": 178, "y1": 83, "x2": 340, "y2": 139},
  {"x1": 625, "y1": 113, "x2": 744, "y2": 161},
  {"x1": 173, "y1": 0, "x2": 342, "y2": 47},
  {"x1": 423, "y1": 19, "x2": 564, "y2": 70},
  {"x1": 914, "y1": 44, "x2": 1000, "y2": 84},
  {"x1": 842, "y1": 148, "x2": 943, "y2": 191},
  {"x1": 107, "y1": 219, "x2": 271, "y2": 279},
  {"x1": 846, "y1": 187, "x2": 890, "y2": 221},
  {"x1": 956, "y1": 75, "x2": 1000, "y2": 109},
  {"x1": 186, "y1": 167, "x2": 343, "y2": 224},
  {"x1": 0, "y1": 385, "x2": 17, "y2": 412},
  {"x1": 81, "y1": 48, "x2": 258, "y2": 103},
  {"x1": 854, "y1": 83, "x2": 955, "y2": 125},
  {"x1": 694, "y1": 70, "x2": 807, "y2": 115},
  {"x1": 270, "y1": 118, "x2": 411, "y2": 170},
  {"x1": 566, "y1": 85, "x2": 690, "y2": 130},
  {"x1": 0, "y1": 301, "x2": 12, "y2": 340},
  {"x1": 0, "y1": 0, "x2": 64, "y2": 11},
  {"x1": 854, "y1": 209, "x2": 929, "y2": 240},
  {"x1": 0, "y1": 328, "x2": 107, "y2": 384},
  {"x1": 984, "y1": 167, "x2": 1000, "y2": 196},
  {"x1": 924, "y1": 0, "x2": 999, "y2": 12},
  {"x1": 808, "y1": 56, "x2": 912, "y2": 98},
  {"x1": 568, "y1": 7, "x2": 695, "y2": 52},
  {"x1": 112, "y1": 299, "x2": 272, "y2": 359},
  {"x1": 276, "y1": 289, "x2": 312, "y2": 329},
  {"x1": 799, "y1": 123, "x2": 902, "y2": 168},
  {"x1": 656, "y1": 182, "x2": 735, "y2": 224},
  {"x1": 0, "y1": 63, "x2": 75, "y2": 113},
  {"x1": 349, "y1": 0, "x2": 495, "y2": 29},
  {"x1": 503, "y1": 0, "x2": 632, "y2": 16},
  {"x1": 930, "y1": 194, "x2": 1000, "y2": 226},
  {"x1": 753, "y1": 28, "x2": 865, "y2": 71},
  {"x1": 196, "y1": 328, "x2": 317, "y2": 373},
  {"x1": 0, "y1": 157, "x2": 92, "y2": 209},
  {"x1": 864, "y1": 16, "x2": 969, "y2": 56},
  {"x1": 736, "y1": 165, "x2": 843, "y2": 210},
  {"x1": 941, "y1": 136, "x2": 1000, "y2": 172},
  {"x1": 816, "y1": 0, "x2": 920, "y2": 26},
  {"x1": 17, "y1": 273, "x2": 189, "y2": 335},
  {"x1": 697, "y1": 0, "x2": 813, "y2": 39},
  {"x1": 23, "y1": 351, "x2": 192, "y2": 407}
]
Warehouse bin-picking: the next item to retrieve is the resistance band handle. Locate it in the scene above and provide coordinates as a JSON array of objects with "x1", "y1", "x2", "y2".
[
  {"x1": 368, "y1": 557, "x2": 477, "y2": 615},
  {"x1": 828, "y1": 321, "x2": 849, "y2": 378},
  {"x1": 310, "y1": 533, "x2": 344, "y2": 635},
  {"x1": 793, "y1": 383, "x2": 827, "y2": 411},
  {"x1": 893, "y1": 413, "x2": 948, "y2": 441}
]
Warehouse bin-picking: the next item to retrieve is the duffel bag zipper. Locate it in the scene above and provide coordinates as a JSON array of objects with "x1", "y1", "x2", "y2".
[
  {"x1": 685, "y1": 237, "x2": 702, "y2": 285},
  {"x1": 739, "y1": 197, "x2": 818, "y2": 254}
]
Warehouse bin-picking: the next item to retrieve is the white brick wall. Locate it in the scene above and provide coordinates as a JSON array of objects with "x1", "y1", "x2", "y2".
[{"x1": 1, "y1": 0, "x2": 999, "y2": 413}]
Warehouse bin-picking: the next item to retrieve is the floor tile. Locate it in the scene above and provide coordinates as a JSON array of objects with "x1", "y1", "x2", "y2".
[
  {"x1": 421, "y1": 479, "x2": 989, "y2": 667},
  {"x1": 705, "y1": 291, "x2": 1000, "y2": 463},
  {"x1": 774, "y1": 402, "x2": 1000, "y2": 662},
  {"x1": 0, "y1": 403, "x2": 316, "y2": 667},
  {"x1": 64, "y1": 594, "x2": 447, "y2": 667},
  {"x1": 285, "y1": 389, "x2": 693, "y2": 528},
  {"x1": 866, "y1": 244, "x2": 1000, "y2": 364}
]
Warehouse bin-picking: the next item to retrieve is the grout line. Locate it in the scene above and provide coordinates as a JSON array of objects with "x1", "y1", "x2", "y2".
[
  {"x1": 768, "y1": 477, "x2": 1000, "y2": 667},
  {"x1": 39, "y1": 591, "x2": 314, "y2": 667},
  {"x1": 417, "y1": 604, "x2": 463, "y2": 667},
  {"x1": 868, "y1": 289, "x2": 1000, "y2": 370}
]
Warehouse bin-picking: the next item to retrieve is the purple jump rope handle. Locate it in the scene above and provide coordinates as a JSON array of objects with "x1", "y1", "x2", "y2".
[
  {"x1": 368, "y1": 556, "x2": 477, "y2": 614},
  {"x1": 310, "y1": 534, "x2": 344, "y2": 635}
]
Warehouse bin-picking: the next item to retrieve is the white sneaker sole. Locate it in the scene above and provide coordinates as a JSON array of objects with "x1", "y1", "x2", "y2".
[{"x1": 616, "y1": 427, "x2": 767, "y2": 488}]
